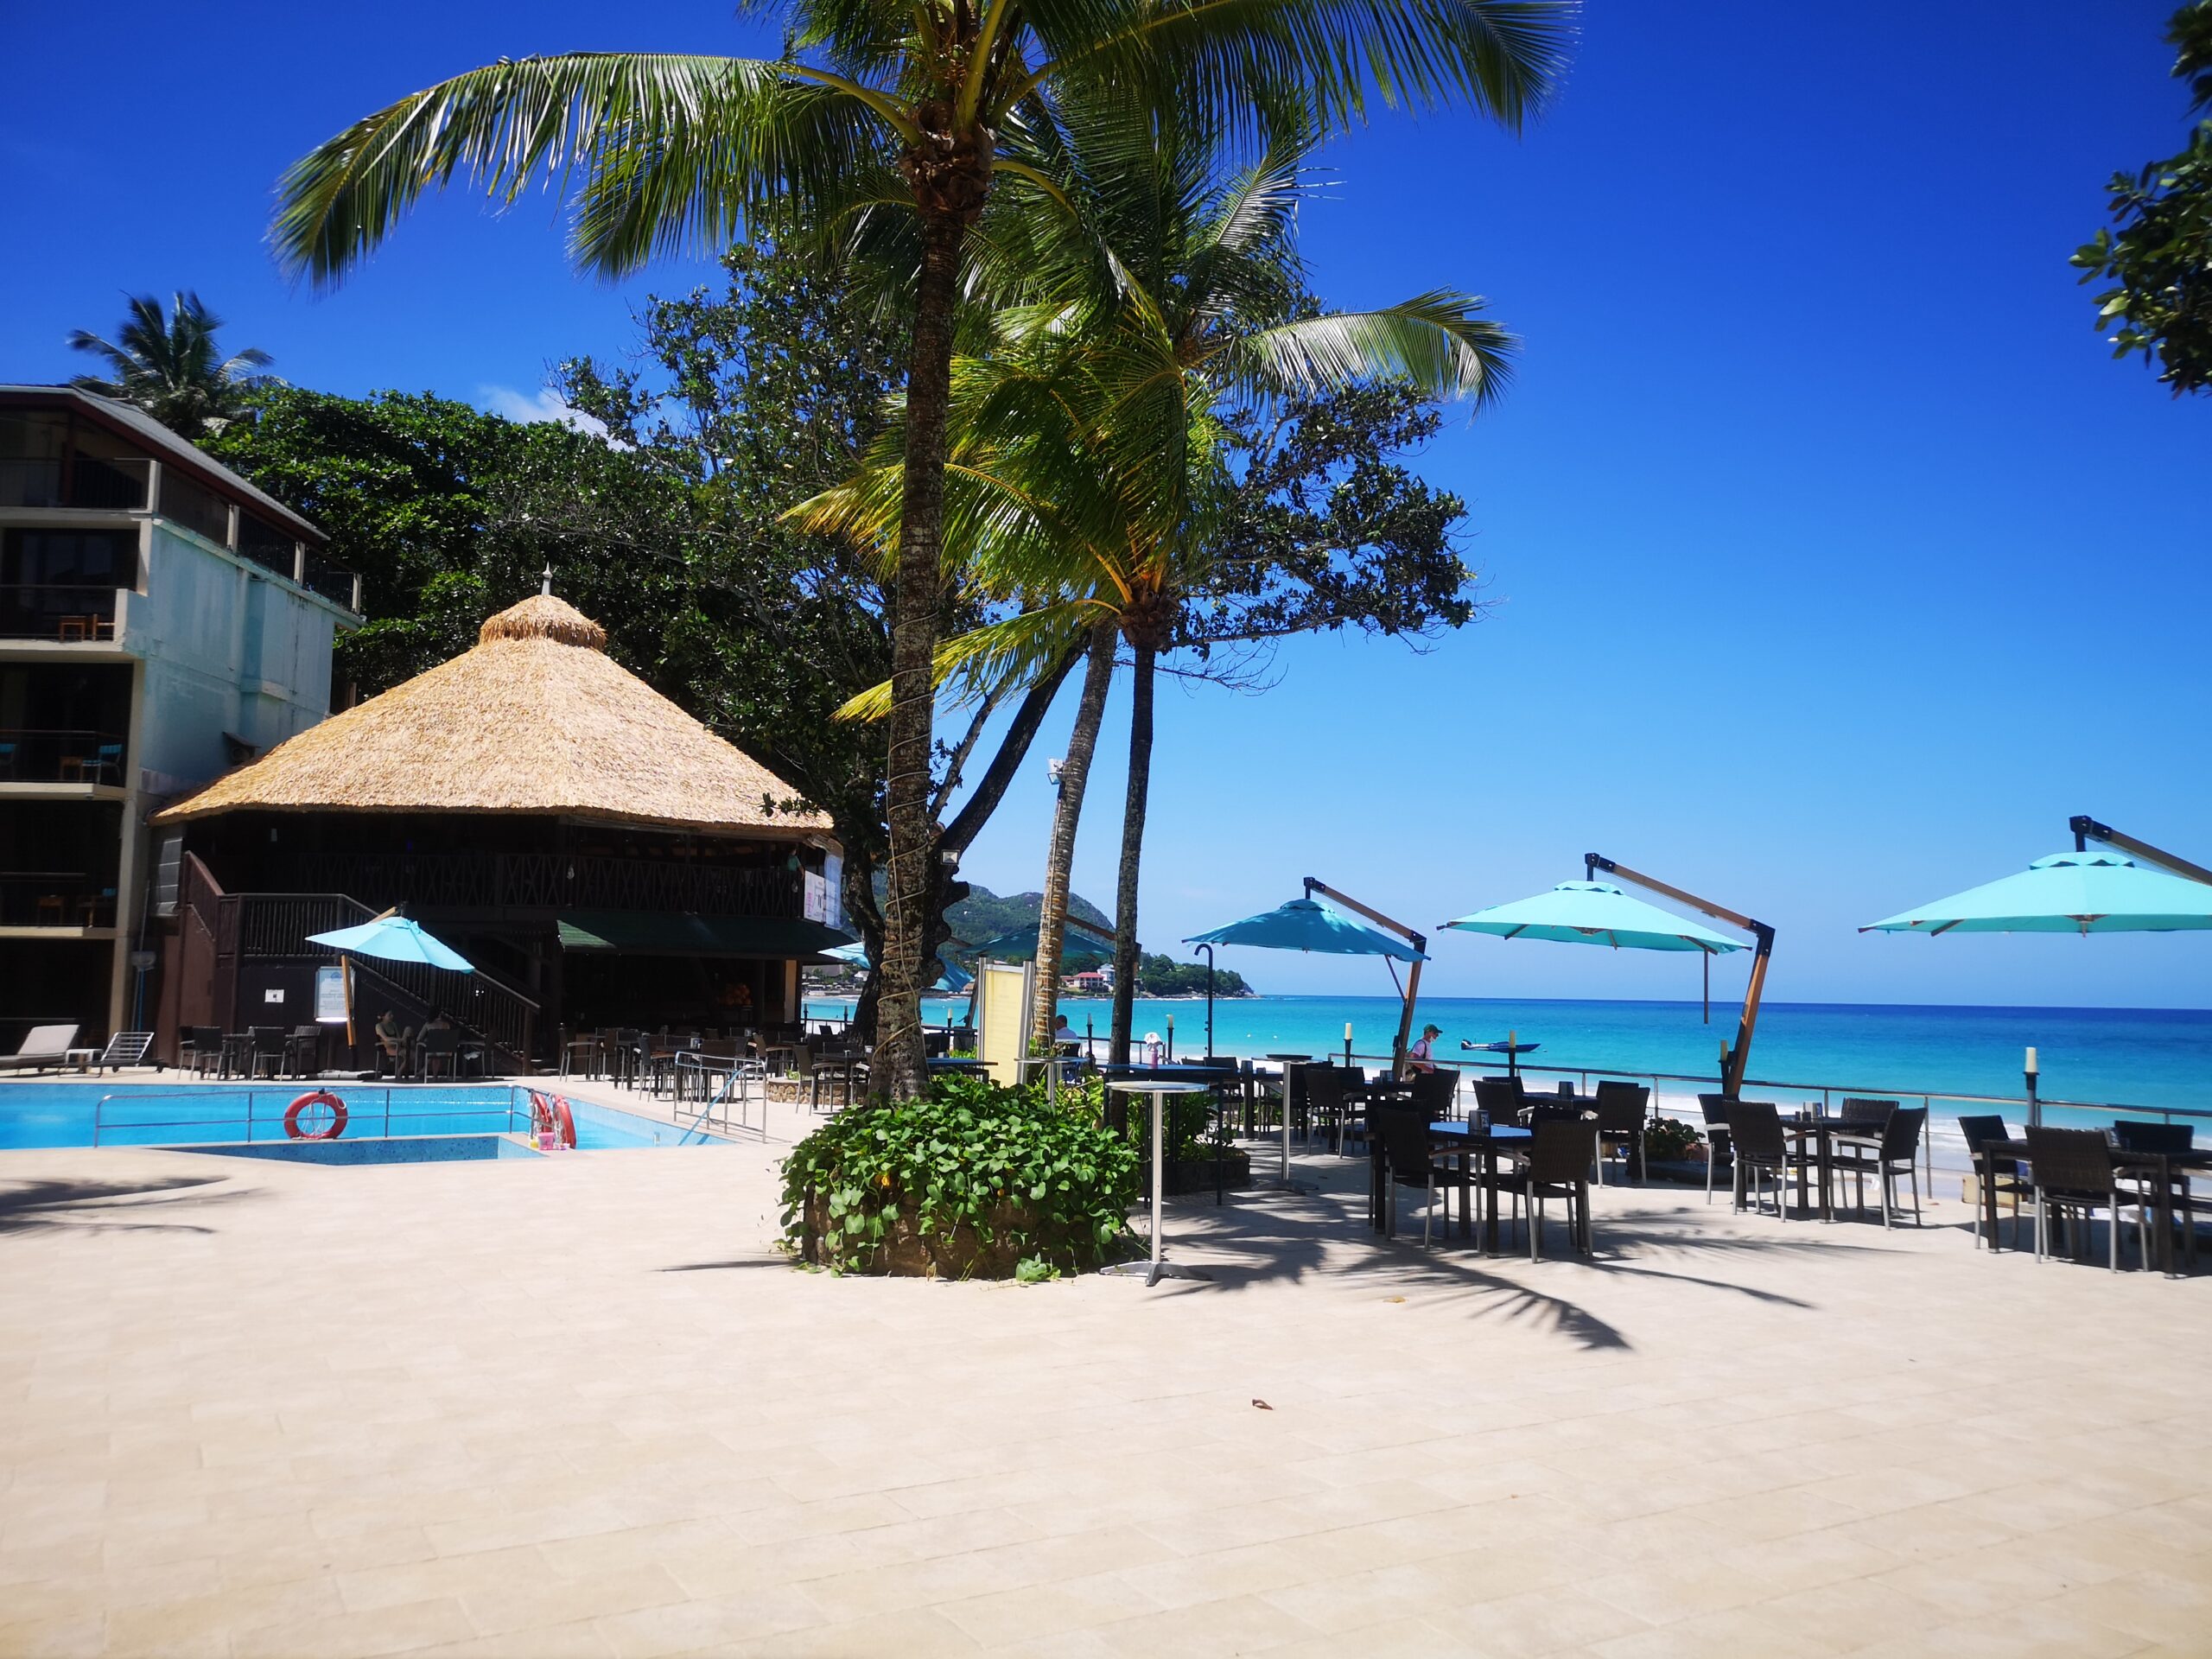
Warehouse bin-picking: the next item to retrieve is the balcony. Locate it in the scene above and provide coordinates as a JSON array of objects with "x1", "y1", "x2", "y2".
[
  {"x1": 0, "y1": 584, "x2": 119, "y2": 643},
  {"x1": 0, "y1": 729, "x2": 127, "y2": 785},
  {"x1": 0, "y1": 874, "x2": 118, "y2": 930},
  {"x1": 0, "y1": 453, "x2": 152, "y2": 512},
  {"x1": 283, "y1": 850, "x2": 805, "y2": 919}
]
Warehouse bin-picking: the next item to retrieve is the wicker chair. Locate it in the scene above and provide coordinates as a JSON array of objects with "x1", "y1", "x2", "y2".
[
  {"x1": 1840, "y1": 1096, "x2": 1898, "y2": 1126},
  {"x1": 2024, "y1": 1126, "x2": 2152, "y2": 1271},
  {"x1": 1696, "y1": 1094, "x2": 1734, "y2": 1205},
  {"x1": 1485, "y1": 1120, "x2": 1595, "y2": 1261},
  {"x1": 1957, "y1": 1114, "x2": 2028, "y2": 1249},
  {"x1": 1592, "y1": 1082, "x2": 1650, "y2": 1184},
  {"x1": 1306, "y1": 1064, "x2": 1350, "y2": 1154},
  {"x1": 1472, "y1": 1077, "x2": 1524, "y2": 1128},
  {"x1": 1372, "y1": 1103, "x2": 1461, "y2": 1246},
  {"x1": 2111, "y1": 1120, "x2": 2196, "y2": 1270},
  {"x1": 184, "y1": 1026, "x2": 223, "y2": 1078},
  {"x1": 1830, "y1": 1104, "x2": 1927, "y2": 1226},
  {"x1": 1408, "y1": 1067, "x2": 1459, "y2": 1121},
  {"x1": 1726, "y1": 1101, "x2": 1806, "y2": 1220}
]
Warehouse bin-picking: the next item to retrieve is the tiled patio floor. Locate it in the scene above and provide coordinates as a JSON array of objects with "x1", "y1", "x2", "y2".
[{"x1": 1, "y1": 1122, "x2": 2207, "y2": 1656}]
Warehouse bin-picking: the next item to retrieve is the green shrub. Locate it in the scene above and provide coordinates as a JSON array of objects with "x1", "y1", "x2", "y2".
[
  {"x1": 1643, "y1": 1116, "x2": 1703, "y2": 1161},
  {"x1": 780, "y1": 1075, "x2": 1140, "y2": 1278}
]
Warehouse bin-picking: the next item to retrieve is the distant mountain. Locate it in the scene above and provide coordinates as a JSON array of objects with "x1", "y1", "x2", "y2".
[
  {"x1": 947, "y1": 884, "x2": 1113, "y2": 946},
  {"x1": 866, "y1": 877, "x2": 1111, "y2": 948}
]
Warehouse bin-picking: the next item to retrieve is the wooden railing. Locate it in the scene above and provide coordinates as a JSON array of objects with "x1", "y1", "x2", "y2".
[
  {"x1": 177, "y1": 854, "x2": 541, "y2": 1068},
  {"x1": 287, "y1": 850, "x2": 804, "y2": 918}
]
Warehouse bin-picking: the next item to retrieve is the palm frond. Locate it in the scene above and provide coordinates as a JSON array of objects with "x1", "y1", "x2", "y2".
[
  {"x1": 271, "y1": 53, "x2": 887, "y2": 285},
  {"x1": 1219, "y1": 292, "x2": 1516, "y2": 404}
]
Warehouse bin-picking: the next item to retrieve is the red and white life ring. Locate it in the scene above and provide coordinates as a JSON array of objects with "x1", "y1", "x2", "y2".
[
  {"x1": 284, "y1": 1090, "x2": 348, "y2": 1140},
  {"x1": 530, "y1": 1090, "x2": 576, "y2": 1149}
]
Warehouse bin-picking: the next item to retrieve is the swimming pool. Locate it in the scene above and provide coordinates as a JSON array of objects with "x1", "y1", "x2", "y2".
[
  {"x1": 169, "y1": 1134, "x2": 543, "y2": 1165},
  {"x1": 0, "y1": 1083, "x2": 728, "y2": 1153}
]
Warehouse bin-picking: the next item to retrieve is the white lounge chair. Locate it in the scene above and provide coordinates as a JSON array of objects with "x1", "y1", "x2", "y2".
[{"x1": 0, "y1": 1024, "x2": 82, "y2": 1074}]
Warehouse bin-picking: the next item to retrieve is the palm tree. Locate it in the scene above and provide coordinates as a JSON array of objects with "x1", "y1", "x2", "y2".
[
  {"x1": 68, "y1": 292, "x2": 275, "y2": 435},
  {"x1": 806, "y1": 111, "x2": 1514, "y2": 1058},
  {"x1": 269, "y1": 2, "x2": 1572, "y2": 1095}
]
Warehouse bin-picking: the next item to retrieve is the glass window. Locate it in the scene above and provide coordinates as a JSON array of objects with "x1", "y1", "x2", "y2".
[{"x1": 0, "y1": 411, "x2": 67, "y2": 508}]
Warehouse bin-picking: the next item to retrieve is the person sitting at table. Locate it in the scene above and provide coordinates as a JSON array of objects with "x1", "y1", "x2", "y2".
[
  {"x1": 374, "y1": 1009, "x2": 410, "y2": 1072},
  {"x1": 1406, "y1": 1022, "x2": 1443, "y2": 1075},
  {"x1": 1052, "y1": 1013, "x2": 1078, "y2": 1051}
]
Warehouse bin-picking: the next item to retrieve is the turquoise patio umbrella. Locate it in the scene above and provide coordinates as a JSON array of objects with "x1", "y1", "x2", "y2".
[
  {"x1": 1186, "y1": 896, "x2": 1424, "y2": 961},
  {"x1": 825, "y1": 939, "x2": 971, "y2": 989},
  {"x1": 824, "y1": 940, "x2": 868, "y2": 965},
  {"x1": 307, "y1": 915, "x2": 475, "y2": 972},
  {"x1": 1860, "y1": 849, "x2": 2212, "y2": 935},
  {"x1": 973, "y1": 920, "x2": 1117, "y2": 969},
  {"x1": 1441, "y1": 882, "x2": 1742, "y2": 954}
]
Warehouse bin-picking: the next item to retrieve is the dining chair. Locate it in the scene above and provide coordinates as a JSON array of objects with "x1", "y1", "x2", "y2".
[
  {"x1": 416, "y1": 1026, "x2": 460, "y2": 1081},
  {"x1": 1408, "y1": 1067, "x2": 1459, "y2": 1122},
  {"x1": 1487, "y1": 1120, "x2": 1595, "y2": 1262},
  {"x1": 1696, "y1": 1094, "x2": 1734, "y2": 1204},
  {"x1": 1725, "y1": 1100, "x2": 1802, "y2": 1220},
  {"x1": 2025, "y1": 1126, "x2": 2152, "y2": 1271},
  {"x1": 1372, "y1": 1103, "x2": 1460, "y2": 1247},
  {"x1": 284, "y1": 1024, "x2": 321, "y2": 1079},
  {"x1": 2111, "y1": 1120, "x2": 2196, "y2": 1270},
  {"x1": 1592, "y1": 1082, "x2": 1650, "y2": 1184},
  {"x1": 1472, "y1": 1077, "x2": 1524, "y2": 1128},
  {"x1": 1305, "y1": 1064, "x2": 1349, "y2": 1154},
  {"x1": 1956, "y1": 1113, "x2": 2028, "y2": 1249},
  {"x1": 1831, "y1": 1104, "x2": 1927, "y2": 1226},
  {"x1": 246, "y1": 1026, "x2": 287, "y2": 1080}
]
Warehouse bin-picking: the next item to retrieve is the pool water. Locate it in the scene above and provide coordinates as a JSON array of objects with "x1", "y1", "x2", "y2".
[
  {"x1": 0, "y1": 1083, "x2": 727, "y2": 1154},
  {"x1": 169, "y1": 1135, "x2": 542, "y2": 1165}
]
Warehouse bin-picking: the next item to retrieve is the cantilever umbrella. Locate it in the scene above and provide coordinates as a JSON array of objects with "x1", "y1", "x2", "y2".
[
  {"x1": 1440, "y1": 871, "x2": 1765, "y2": 1090},
  {"x1": 1186, "y1": 893, "x2": 1427, "y2": 1186},
  {"x1": 307, "y1": 914, "x2": 474, "y2": 1048},
  {"x1": 973, "y1": 920, "x2": 1117, "y2": 969},
  {"x1": 1444, "y1": 881, "x2": 1742, "y2": 954},
  {"x1": 1859, "y1": 849, "x2": 2212, "y2": 936}
]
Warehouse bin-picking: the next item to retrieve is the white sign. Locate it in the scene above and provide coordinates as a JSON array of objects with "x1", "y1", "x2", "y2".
[
  {"x1": 821, "y1": 851, "x2": 844, "y2": 931},
  {"x1": 804, "y1": 870, "x2": 827, "y2": 924},
  {"x1": 263, "y1": 988, "x2": 285, "y2": 1004},
  {"x1": 315, "y1": 966, "x2": 347, "y2": 1023}
]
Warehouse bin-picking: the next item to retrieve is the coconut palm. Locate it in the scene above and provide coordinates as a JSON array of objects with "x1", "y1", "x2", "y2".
[
  {"x1": 268, "y1": 1, "x2": 1572, "y2": 1094},
  {"x1": 67, "y1": 292, "x2": 275, "y2": 436},
  {"x1": 805, "y1": 107, "x2": 1514, "y2": 1058}
]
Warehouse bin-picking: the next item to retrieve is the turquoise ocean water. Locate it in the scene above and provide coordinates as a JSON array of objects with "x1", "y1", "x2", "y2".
[{"x1": 806, "y1": 994, "x2": 2212, "y2": 1120}]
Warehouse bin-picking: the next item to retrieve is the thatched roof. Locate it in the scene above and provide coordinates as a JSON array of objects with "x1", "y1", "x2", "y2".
[{"x1": 156, "y1": 594, "x2": 831, "y2": 839}]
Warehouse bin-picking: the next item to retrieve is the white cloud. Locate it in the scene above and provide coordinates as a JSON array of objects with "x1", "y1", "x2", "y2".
[{"x1": 477, "y1": 384, "x2": 609, "y2": 439}]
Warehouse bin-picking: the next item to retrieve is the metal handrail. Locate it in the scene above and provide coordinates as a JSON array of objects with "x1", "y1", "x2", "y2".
[
  {"x1": 92, "y1": 1083, "x2": 532, "y2": 1147},
  {"x1": 671, "y1": 1052, "x2": 769, "y2": 1140}
]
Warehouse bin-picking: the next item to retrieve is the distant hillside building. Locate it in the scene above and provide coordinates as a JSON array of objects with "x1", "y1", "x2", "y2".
[{"x1": 0, "y1": 386, "x2": 359, "y2": 1047}]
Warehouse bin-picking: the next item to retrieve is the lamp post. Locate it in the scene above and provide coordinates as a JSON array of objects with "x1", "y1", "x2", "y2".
[
  {"x1": 2024, "y1": 1045, "x2": 2040, "y2": 1128},
  {"x1": 1192, "y1": 943, "x2": 1216, "y2": 1056}
]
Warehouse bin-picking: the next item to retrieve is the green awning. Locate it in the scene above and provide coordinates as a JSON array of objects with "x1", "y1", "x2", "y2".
[{"x1": 556, "y1": 911, "x2": 857, "y2": 960}]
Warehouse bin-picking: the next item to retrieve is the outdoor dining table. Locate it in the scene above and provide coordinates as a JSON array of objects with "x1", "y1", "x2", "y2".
[
  {"x1": 1102, "y1": 1078, "x2": 1217, "y2": 1287},
  {"x1": 1427, "y1": 1120, "x2": 1535, "y2": 1251},
  {"x1": 1261, "y1": 1053, "x2": 1310, "y2": 1189},
  {"x1": 1978, "y1": 1136, "x2": 2209, "y2": 1274},
  {"x1": 1770, "y1": 1115, "x2": 1889, "y2": 1222},
  {"x1": 1096, "y1": 1063, "x2": 1240, "y2": 1201},
  {"x1": 926, "y1": 1057, "x2": 989, "y2": 1074}
]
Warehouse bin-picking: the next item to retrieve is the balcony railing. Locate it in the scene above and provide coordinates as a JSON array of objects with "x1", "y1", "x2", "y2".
[
  {"x1": 0, "y1": 454, "x2": 151, "y2": 512},
  {"x1": 0, "y1": 728, "x2": 127, "y2": 785},
  {"x1": 289, "y1": 850, "x2": 804, "y2": 918},
  {"x1": 0, "y1": 874, "x2": 119, "y2": 929},
  {"x1": 0, "y1": 584, "x2": 119, "y2": 642}
]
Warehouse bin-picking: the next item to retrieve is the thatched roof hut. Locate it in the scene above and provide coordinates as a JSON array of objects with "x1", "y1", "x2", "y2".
[{"x1": 156, "y1": 594, "x2": 828, "y2": 837}]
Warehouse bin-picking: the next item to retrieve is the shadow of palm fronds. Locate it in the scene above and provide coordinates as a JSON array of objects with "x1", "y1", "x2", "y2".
[{"x1": 0, "y1": 1174, "x2": 254, "y2": 1237}]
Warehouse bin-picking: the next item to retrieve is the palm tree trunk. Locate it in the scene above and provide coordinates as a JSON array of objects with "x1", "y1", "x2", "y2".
[
  {"x1": 1109, "y1": 639, "x2": 1155, "y2": 1065},
  {"x1": 1031, "y1": 622, "x2": 1116, "y2": 1054},
  {"x1": 874, "y1": 209, "x2": 969, "y2": 1100}
]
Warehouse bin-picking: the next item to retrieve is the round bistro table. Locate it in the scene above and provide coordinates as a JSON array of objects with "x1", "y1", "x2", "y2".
[{"x1": 1102, "y1": 1079, "x2": 1217, "y2": 1287}]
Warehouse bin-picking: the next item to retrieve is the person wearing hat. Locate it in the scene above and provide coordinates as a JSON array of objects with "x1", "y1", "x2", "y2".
[{"x1": 1406, "y1": 1022, "x2": 1444, "y2": 1074}]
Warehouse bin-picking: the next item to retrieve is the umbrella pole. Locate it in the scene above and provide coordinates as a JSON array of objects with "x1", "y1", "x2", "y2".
[
  {"x1": 343, "y1": 957, "x2": 356, "y2": 1052},
  {"x1": 1394, "y1": 957, "x2": 1423, "y2": 1079}
]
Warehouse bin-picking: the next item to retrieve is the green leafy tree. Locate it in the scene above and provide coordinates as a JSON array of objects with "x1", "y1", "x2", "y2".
[
  {"x1": 1135, "y1": 952, "x2": 1249, "y2": 995},
  {"x1": 267, "y1": 0, "x2": 1574, "y2": 1096},
  {"x1": 805, "y1": 114, "x2": 1503, "y2": 1058},
  {"x1": 2073, "y1": 2, "x2": 2212, "y2": 395},
  {"x1": 69, "y1": 291, "x2": 275, "y2": 435}
]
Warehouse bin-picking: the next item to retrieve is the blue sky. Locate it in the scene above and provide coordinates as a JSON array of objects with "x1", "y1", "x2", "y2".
[{"x1": 4, "y1": 1, "x2": 2207, "y2": 1007}]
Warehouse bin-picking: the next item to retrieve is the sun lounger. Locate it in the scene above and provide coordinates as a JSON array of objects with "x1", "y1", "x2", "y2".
[
  {"x1": 0, "y1": 1024, "x2": 83, "y2": 1074},
  {"x1": 95, "y1": 1033, "x2": 156, "y2": 1072}
]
